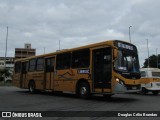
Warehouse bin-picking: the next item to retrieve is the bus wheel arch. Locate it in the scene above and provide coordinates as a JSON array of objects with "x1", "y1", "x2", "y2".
[
  {"x1": 76, "y1": 79, "x2": 91, "y2": 99},
  {"x1": 28, "y1": 80, "x2": 36, "y2": 94}
]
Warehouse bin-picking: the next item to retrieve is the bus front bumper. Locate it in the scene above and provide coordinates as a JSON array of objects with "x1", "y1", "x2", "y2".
[
  {"x1": 113, "y1": 83, "x2": 140, "y2": 93},
  {"x1": 146, "y1": 88, "x2": 160, "y2": 91},
  {"x1": 142, "y1": 82, "x2": 160, "y2": 91}
]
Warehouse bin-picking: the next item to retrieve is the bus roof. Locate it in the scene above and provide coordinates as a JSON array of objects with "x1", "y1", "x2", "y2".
[{"x1": 15, "y1": 40, "x2": 130, "y2": 62}]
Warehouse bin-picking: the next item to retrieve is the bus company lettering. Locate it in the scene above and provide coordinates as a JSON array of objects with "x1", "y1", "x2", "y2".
[{"x1": 78, "y1": 69, "x2": 90, "y2": 74}]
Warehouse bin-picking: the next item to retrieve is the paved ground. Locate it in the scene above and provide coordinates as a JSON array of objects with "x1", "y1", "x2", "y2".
[{"x1": 0, "y1": 86, "x2": 160, "y2": 120}]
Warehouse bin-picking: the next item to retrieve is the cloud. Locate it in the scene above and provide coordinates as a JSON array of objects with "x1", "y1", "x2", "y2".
[{"x1": 0, "y1": 0, "x2": 160, "y2": 67}]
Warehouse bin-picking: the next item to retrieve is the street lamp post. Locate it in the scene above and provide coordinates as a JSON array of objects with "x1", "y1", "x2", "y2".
[
  {"x1": 4, "y1": 26, "x2": 8, "y2": 84},
  {"x1": 129, "y1": 26, "x2": 132, "y2": 43},
  {"x1": 146, "y1": 39, "x2": 149, "y2": 68},
  {"x1": 4, "y1": 26, "x2": 8, "y2": 68}
]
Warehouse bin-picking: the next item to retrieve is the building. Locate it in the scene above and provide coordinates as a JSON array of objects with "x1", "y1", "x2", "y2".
[
  {"x1": 0, "y1": 60, "x2": 5, "y2": 71},
  {"x1": 0, "y1": 57, "x2": 14, "y2": 70},
  {"x1": 15, "y1": 43, "x2": 36, "y2": 59}
]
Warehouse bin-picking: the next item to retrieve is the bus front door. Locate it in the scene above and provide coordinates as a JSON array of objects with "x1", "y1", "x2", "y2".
[
  {"x1": 20, "y1": 62, "x2": 28, "y2": 88},
  {"x1": 93, "y1": 47, "x2": 112, "y2": 90},
  {"x1": 45, "y1": 57, "x2": 55, "y2": 90}
]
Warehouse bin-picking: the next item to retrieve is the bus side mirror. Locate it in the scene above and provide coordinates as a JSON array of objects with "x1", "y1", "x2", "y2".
[{"x1": 113, "y1": 49, "x2": 118, "y2": 59}]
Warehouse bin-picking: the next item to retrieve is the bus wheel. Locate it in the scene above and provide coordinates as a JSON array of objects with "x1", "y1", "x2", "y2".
[
  {"x1": 78, "y1": 82, "x2": 90, "y2": 99},
  {"x1": 152, "y1": 91, "x2": 159, "y2": 95},
  {"x1": 103, "y1": 94, "x2": 113, "y2": 99},
  {"x1": 141, "y1": 87, "x2": 147, "y2": 95},
  {"x1": 29, "y1": 81, "x2": 35, "y2": 94}
]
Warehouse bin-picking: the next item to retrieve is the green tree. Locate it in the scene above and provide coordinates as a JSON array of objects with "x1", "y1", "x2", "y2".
[
  {"x1": 0, "y1": 68, "x2": 11, "y2": 81},
  {"x1": 143, "y1": 54, "x2": 160, "y2": 68}
]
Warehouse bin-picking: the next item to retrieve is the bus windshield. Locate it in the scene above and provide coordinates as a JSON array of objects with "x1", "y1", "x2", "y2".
[
  {"x1": 114, "y1": 41, "x2": 140, "y2": 80},
  {"x1": 115, "y1": 50, "x2": 139, "y2": 73}
]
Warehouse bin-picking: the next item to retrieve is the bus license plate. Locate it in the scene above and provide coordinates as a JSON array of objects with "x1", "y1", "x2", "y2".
[{"x1": 132, "y1": 86, "x2": 136, "y2": 90}]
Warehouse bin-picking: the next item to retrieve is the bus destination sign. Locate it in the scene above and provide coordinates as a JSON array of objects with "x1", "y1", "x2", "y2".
[{"x1": 117, "y1": 42, "x2": 134, "y2": 50}]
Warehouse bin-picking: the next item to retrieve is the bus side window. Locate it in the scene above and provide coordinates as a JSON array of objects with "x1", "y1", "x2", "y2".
[
  {"x1": 50, "y1": 58, "x2": 55, "y2": 72},
  {"x1": 46, "y1": 58, "x2": 54, "y2": 72},
  {"x1": 72, "y1": 49, "x2": 90, "y2": 68},
  {"x1": 140, "y1": 71, "x2": 146, "y2": 77},
  {"x1": 22, "y1": 62, "x2": 28, "y2": 73},
  {"x1": 26, "y1": 62, "x2": 28, "y2": 72},
  {"x1": 46, "y1": 59, "x2": 50, "y2": 72},
  {"x1": 15, "y1": 62, "x2": 21, "y2": 73},
  {"x1": 37, "y1": 58, "x2": 44, "y2": 71},
  {"x1": 56, "y1": 53, "x2": 71, "y2": 70},
  {"x1": 29, "y1": 59, "x2": 36, "y2": 72},
  {"x1": 152, "y1": 72, "x2": 160, "y2": 77}
]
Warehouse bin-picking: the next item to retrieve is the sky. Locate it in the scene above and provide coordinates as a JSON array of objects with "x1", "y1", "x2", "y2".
[{"x1": 0, "y1": 0, "x2": 160, "y2": 67}]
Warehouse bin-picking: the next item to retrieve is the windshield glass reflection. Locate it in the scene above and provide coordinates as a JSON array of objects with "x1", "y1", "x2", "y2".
[{"x1": 115, "y1": 50, "x2": 139, "y2": 73}]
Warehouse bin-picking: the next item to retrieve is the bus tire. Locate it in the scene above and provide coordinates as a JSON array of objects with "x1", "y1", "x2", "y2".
[
  {"x1": 29, "y1": 81, "x2": 35, "y2": 94},
  {"x1": 141, "y1": 87, "x2": 147, "y2": 95},
  {"x1": 103, "y1": 94, "x2": 113, "y2": 99},
  {"x1": 152, "y1": 91, "x2": 159, "y2": 95},
  {"x1": 78, "y1": 82, "x2": 90, "y2": 99}
]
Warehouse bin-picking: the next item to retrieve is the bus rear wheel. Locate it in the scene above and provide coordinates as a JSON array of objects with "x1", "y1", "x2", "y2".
[
  {"x1": 29, "y1": 81, "x2": 35, "y2": 94},
  {"x1": 78, "y1": 82, "x2": 90, "y2": 99}
]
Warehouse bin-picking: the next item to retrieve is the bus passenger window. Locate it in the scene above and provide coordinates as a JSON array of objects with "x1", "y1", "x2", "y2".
[
  {"x1": 72, "y1": 49, "x2": 90, "y2": 68},
  {"x1": 22, "y1": 62, "x2": 28, "y2": 73},
  {"x1": 37, "y1": 58, "x2": 44, "y2": 71},
  {"x1": 15, "y1": 62, "x2": 21, "y2": 73},
  {"x1": 56, "y1": 53, "x2": 71, "y2": 70},
  {"x1": 29, "y1": 59, "x2": 36, "y2": 72},
  {"x1": 46, "y1": 58, "x2": 54, "y2": 72}
]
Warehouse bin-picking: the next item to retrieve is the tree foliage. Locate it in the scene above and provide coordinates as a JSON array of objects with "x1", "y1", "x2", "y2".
[
  {"x1": 143, "y1": 54, "x2": 160, "y2": 68},
  {"x1": 0, "y1": 68, "x2": 12, "y2": 81}
]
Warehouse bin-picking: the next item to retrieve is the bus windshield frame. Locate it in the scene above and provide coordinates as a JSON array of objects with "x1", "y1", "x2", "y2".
[{"x1": 114, "y1": 41, "x2": 140, "y2": 79}]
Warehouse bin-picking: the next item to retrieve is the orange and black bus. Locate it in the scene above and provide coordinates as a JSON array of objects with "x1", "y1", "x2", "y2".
[{"x1": 13, "y1": 40, "x2": 141, "y2": 98}]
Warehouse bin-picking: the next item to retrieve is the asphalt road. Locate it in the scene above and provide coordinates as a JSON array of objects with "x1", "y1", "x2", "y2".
[{"x1": 0, "y1": 86, "x2": 160, "y2": 120}]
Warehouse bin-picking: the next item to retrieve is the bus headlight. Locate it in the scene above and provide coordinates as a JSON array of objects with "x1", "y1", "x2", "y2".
[
  {"x1": 116, "y1": 78, "x2": 119, "y2": 82},
  {"x1": 115, "y1": 78, "x2": 124, "y2": 85}
]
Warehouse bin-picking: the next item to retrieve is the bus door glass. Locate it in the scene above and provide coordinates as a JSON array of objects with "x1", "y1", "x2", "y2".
[
  {"x1": 20, "y1": 62, "x2": 28, "y2": 88},
  {"x1": 45, "y1": 57, "x2": 55, "y2": 90},
  {"x1": 93, "y1": 47, "x2": 112, "y2": 89}
]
